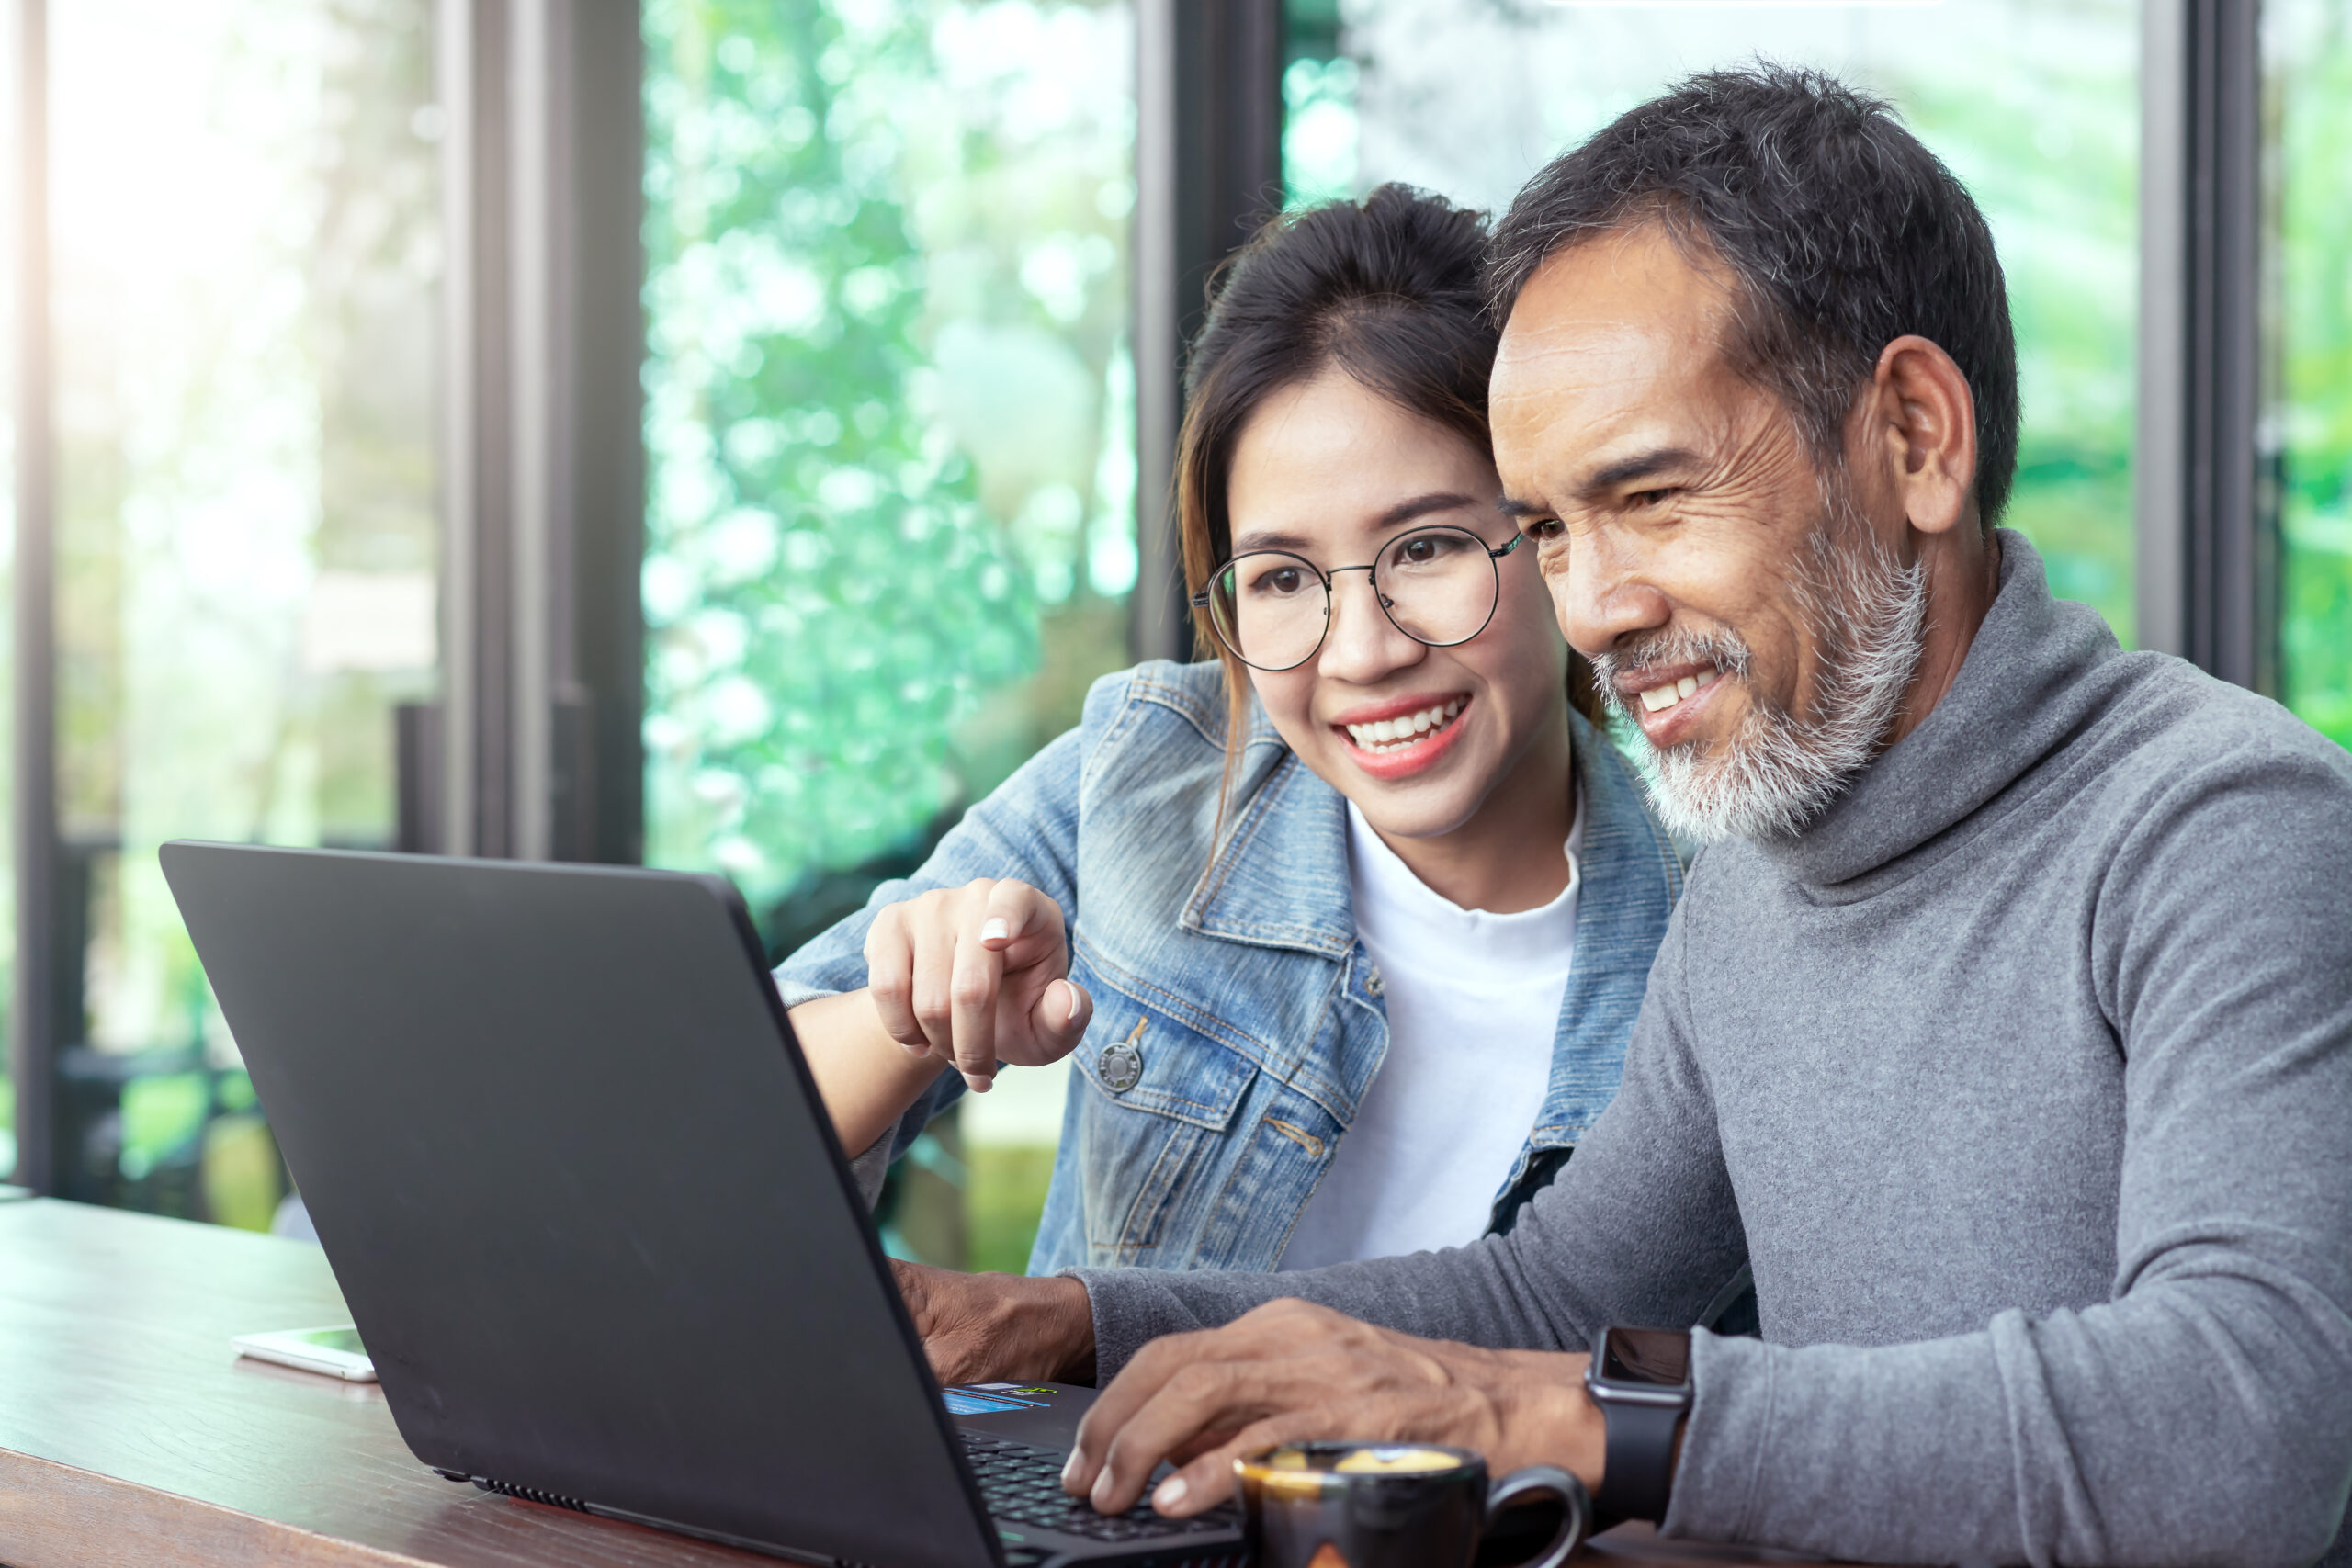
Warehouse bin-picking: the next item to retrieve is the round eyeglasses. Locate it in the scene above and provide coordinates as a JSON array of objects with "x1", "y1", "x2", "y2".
[{"x1": 1190, "y1": 525, "x2": 1526, "y2": 672}]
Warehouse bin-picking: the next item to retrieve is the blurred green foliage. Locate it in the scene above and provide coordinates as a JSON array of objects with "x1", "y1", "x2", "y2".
[
  {"x1": 643, "y1": 1, "x2": 1037, "y2": 908},
  {"x1": 967, "y1": 1145, "x2": 1057, "y2": 1274},
  {"x1": 2272, "y1": 2, "x2": 2352, "y2": 747},
  {"x1": 643, "y1": 1, "x2": 1139, "y2": 917},
  {"x1": 119, "y1": 1074, "x2": 209, "y2": 1183},
  {"x1": 1905, "y1": 72, "x2": 2138, "y2": 643}
]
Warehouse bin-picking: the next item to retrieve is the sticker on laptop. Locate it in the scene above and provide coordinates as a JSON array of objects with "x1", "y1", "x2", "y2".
[{"x1": 944, "y1": 1387, "x2": 1048, "y2": 1415}]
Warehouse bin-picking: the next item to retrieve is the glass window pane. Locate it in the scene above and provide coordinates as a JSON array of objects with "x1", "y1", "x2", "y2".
[
  {"x1": 1282, "y1": 1, "x2": 2142, "y2": 644},
  {"x1": 2266, "y1": 0, "x2": 2352, "y2": 749},
  {"x1": 641, "y1": 3, "x2": 1137, "y2": 923},
  {"x1": 640, "y1": 3, "x2": 1136, "y2": 1267},
  {"x1": 47, "y1": 0, "x2": 440, "y2": 1224}
]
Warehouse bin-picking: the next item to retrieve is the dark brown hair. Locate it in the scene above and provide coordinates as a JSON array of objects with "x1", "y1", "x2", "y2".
[
  {"x1": 1175, "y1": 185, "x2": 1605, "y2": 825},
  {"x1": 1487, "y1": 67, "x2": 2018, "y2": 530}
]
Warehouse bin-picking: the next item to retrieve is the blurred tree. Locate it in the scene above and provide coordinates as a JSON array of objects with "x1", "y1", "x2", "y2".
[
  {"x1": 644, "y1": 0, "x2": 1141, "y2": 921},
  {"x1": 1905, "y1": 61, "x2": 2140, "y2": 645},
  {"x1": 645, "y1": 1, "x2": 1044, "y2": 914}
]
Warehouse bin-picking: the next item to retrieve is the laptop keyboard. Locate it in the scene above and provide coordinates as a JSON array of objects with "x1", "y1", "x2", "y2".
[{"x1": 959, "y1": 1431, "x2": 1238, "y2": 1544}]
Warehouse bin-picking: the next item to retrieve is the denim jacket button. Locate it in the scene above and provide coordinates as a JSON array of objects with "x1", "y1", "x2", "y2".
[
  {"x1": 1364, "y1": 965, "x2": 1384, "y2": 998},
  {"x1": 1098, "y1": 1038, "x2": 1144, "y2": 1094}
]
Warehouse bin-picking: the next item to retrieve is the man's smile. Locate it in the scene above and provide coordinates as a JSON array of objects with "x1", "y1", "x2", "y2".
[
  {"x1": 1620, "y1": 662, "x2": 1724, "y2": 714},
  {"x1": 1617, "y1": 663, "x2": 1728, "y2": 746}
]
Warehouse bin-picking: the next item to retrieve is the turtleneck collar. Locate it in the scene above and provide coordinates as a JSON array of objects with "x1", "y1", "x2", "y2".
[{"x1": 1749, "y1": 529, "x2": 2125, "y2": 891}]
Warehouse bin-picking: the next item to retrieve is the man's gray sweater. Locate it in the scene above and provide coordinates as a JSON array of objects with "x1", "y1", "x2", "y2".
[{"x1": 1069, "y1": 535, "x2": 2352, "y2": 1568}]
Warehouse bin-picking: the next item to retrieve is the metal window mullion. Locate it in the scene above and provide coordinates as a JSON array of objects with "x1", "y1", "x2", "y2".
[
  {"x1": 510, "y1": 0, "x2": 554, "y2": 863},
  {"x1": 440, "y1": 0, "x2": 526, "y2": 858},
  {"x1": 8, "y1": 0, "x2": 55, "y2": 1191},
  {"x1": 438, "y1": 0, "x2": 483, "y2": 854},
  {"x1": 469, "y1": 0, "x2": 515, "y2": 858},
  {"x1": 1130, "y1": 0, "x2": 1283, "y2": 667},
  {"x1": 1133, "y1": 0, "x2": 1176, "y2": 667},
  {"x1": 2137, "y1": 0, "x2": 2188, "y2": 659},
  {"x1": 2179, "y1": 0, "x2": 2271, "y2": 690},
  {"x1": 564, "y1": 0, "x2": 642, "y2": 866},
  {"x1": 1132, "y1": 0, "x2": 1184, "y2": 667},
  {"x1": 445, "y1": 0, "x2": 636, "y2": 864}
]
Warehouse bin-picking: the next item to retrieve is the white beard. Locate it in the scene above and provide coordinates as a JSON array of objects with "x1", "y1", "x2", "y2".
[{"x1": 1593, "y1": 515, "x2": 1928, "y2": 845}]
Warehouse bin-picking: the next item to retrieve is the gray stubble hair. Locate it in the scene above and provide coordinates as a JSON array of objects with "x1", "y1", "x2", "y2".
[{"x1": 1589, "y1": 498, "x2": 1928, "y2": 844}]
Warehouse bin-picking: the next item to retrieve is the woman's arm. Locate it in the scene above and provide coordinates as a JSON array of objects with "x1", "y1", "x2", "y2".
[
  {"x1": 791, "y1": 990, "x2": 956, "y2": 1164},
  {"x1": 773, "y1": 720, "x2": 1098, "y2": 1162},
  {"x1": 793, "y1": 878, "x2": 1095, "y2": 1159}
]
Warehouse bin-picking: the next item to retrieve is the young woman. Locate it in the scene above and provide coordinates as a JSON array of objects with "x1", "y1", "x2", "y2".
[{"x1": 779, "y1": 186, "x2": 1684, "y2": 1275}]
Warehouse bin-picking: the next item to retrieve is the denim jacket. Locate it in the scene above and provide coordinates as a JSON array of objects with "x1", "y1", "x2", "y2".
[{"x1": 774, "y1": 659, "x2": 1684, "y2": 1276}]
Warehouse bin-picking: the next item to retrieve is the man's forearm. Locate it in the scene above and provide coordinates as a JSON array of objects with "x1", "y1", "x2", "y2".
[
  {"x1": 895, "y1": 1263, "x2": 1097, "y2": 1387},
  {"x1": 1068, "y1": 1235, "x2": 1586, "y2": 1383}
]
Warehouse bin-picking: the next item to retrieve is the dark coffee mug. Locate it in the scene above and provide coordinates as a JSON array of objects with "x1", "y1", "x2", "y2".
[{"x1": 1235, "y1": 1441, "x2": 1589, "y2": 1568}]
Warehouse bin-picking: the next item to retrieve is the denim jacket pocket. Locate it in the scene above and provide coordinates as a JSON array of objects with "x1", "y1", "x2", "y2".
[{"x1": 1066, "y1": 986, "x2": 1259, "y2": 1267}]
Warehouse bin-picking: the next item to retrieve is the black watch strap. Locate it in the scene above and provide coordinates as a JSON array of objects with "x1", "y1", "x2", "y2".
[{"x1": 1593, "y1": 1396, "x2": 1684, "y2": 1525}]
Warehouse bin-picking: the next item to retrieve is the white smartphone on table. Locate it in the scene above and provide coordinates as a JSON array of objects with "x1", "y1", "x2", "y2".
[{"x1": 232, "y1": 1324, "x2": 377, "y2": 1382}]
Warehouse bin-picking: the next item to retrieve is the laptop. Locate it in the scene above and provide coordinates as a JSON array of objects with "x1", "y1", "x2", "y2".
[{"x1": 161, "y1": 842, "x2": 1248, "y2": 1568}]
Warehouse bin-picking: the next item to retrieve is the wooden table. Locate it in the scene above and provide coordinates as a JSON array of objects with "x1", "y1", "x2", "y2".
[{"x1": 0, "y1": 1199, "x2": 1816, "y2": 1568}]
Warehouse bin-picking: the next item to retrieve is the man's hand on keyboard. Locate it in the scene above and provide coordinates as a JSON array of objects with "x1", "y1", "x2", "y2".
[
  {"x1": 891, "y1": 1258, "x2": 1096, "y2": 1387},
  {"x1": 1058, "y1": 1298, "x2": 1601, "y2": 1517}
]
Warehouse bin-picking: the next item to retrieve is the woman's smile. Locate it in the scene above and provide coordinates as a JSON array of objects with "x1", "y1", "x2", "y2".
[{"x1": 1331, "y1": 692, "x2": 1474, "y2": 780}]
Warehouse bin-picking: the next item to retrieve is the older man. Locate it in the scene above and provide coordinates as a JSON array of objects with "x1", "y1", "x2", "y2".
[{"x1": 901, "y1": 69, "x2": 2352, "y2": 1566}]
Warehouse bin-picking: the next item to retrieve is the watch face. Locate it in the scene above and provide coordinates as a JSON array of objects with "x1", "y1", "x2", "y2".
[{"x1": 1600, "y1": 1327, "x2": 1690, "y2": 1389}]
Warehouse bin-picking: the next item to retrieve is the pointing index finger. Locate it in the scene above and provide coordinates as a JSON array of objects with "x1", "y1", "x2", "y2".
[
  {"x1": 978, "y1": 878, "x2": 1030, "y2": 952},
  {"x1": 946, "y1": 917, "x2": 1004, "y2": 1090}
]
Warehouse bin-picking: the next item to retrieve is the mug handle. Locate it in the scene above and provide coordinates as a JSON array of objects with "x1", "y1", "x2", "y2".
[{"x1": 1483, "y1": 1465, "x2": 1592, "y2": 1568}]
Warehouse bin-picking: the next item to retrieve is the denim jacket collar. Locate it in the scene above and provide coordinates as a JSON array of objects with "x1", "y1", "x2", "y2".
[
  {"x1": 1180, "y1": 732, "x2": 1355, "y2": 958},
  {"x1": 1181, "y1": 702, "x2": 1682, "y2": 1161}
]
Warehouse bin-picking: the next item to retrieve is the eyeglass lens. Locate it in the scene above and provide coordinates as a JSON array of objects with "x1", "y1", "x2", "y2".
[{"x1": 1207, "y1": 526, "x2": 1504, "y2": 672}]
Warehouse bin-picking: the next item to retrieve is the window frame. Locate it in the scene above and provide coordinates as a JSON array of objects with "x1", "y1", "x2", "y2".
[{"x1": 1, "y1": 0, "x2": 2296, "y2": 1195}]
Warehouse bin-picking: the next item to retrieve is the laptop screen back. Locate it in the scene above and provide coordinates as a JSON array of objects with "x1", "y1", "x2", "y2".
[{"x1": 162, "y1": 842, "x2": 997, "y2": 1568}]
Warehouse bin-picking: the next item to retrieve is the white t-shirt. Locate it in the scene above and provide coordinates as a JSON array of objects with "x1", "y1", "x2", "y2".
[{"x1": 1278, "y1": 796, "x2": 1583, "y2": 1270}]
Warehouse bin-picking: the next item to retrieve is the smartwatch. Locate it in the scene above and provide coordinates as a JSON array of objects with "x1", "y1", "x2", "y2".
[{"x1": 1584, "y1": 1326, "x2": 1693, "y2": 1526}]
